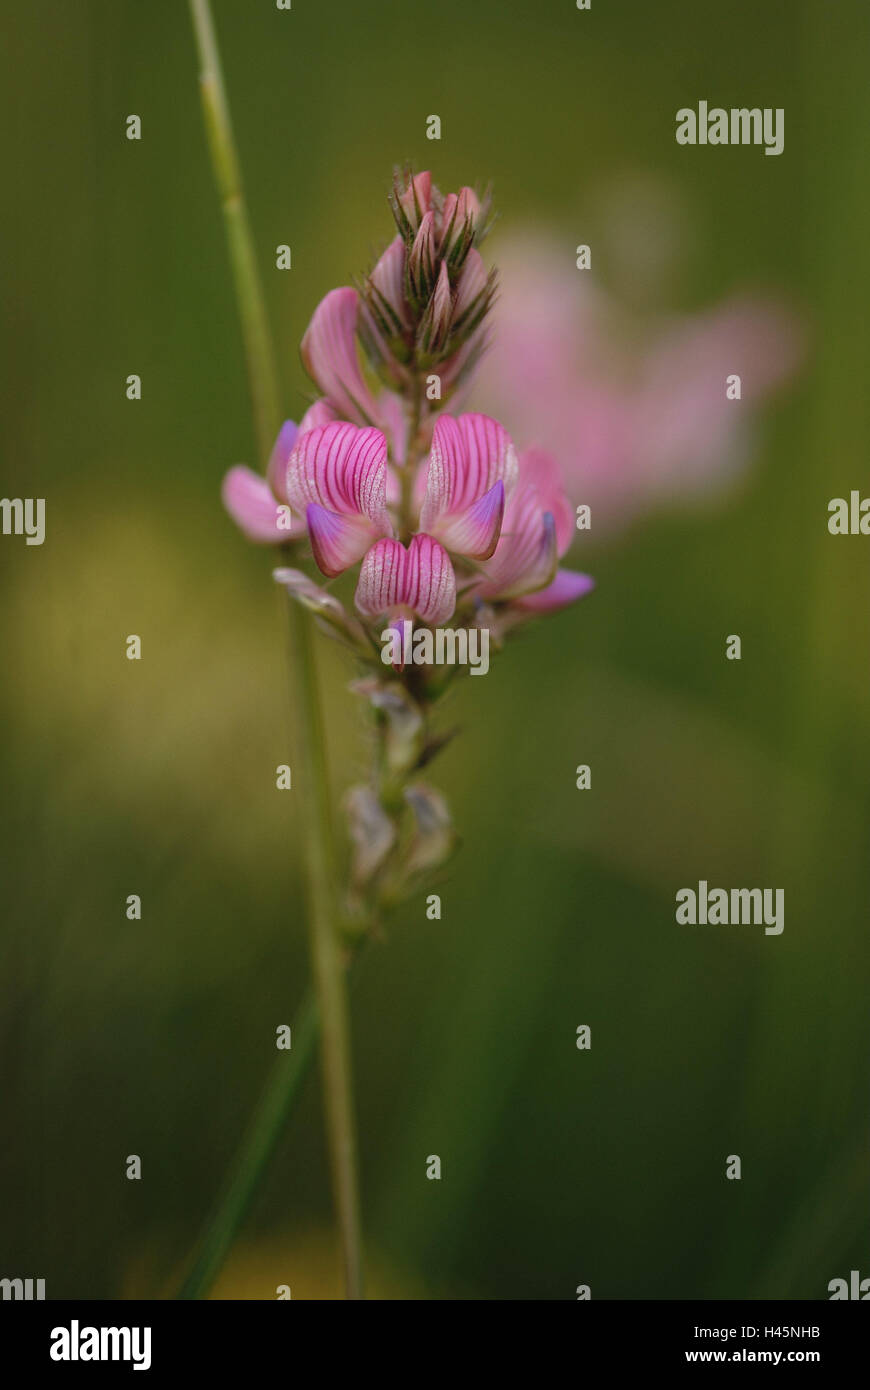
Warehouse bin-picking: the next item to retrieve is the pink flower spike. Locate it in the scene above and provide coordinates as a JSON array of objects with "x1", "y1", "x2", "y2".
[
  {"x1": 355, "y1": 534, "x2": 456, "y2": 625},
  {"x1": 517, "y1": 569, "x2": 595, "y2": 613},
  {"x1": 300, "y1": 287, "x2": 380, "y2": 425},
  {"x1": 420, "y1": 412, "x2": 518, "y2": 555},
  {"x1": 221, "y1": 465, "x2": 297, "y2": 544}
]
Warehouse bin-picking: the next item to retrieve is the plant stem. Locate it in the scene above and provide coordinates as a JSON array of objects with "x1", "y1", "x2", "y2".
[
  {"x1": 288, "y1": 601, "x2": 365, "y2": 1298},
  {"x1": 177, "y1": 991, "x2": 319, "y2": 1299},
  {"x1": 187, "y1": 0, "x2": 365, "y2": 1299},
  {"x1": 188, "y1": 0, "x2": 281, "y2": 464}
]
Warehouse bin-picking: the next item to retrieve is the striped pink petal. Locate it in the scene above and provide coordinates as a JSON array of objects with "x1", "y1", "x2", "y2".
[
  {"x1": 421, "y1": 413, "x2": 517, "y2": 521},
  {"x1": 419, "y1": 412, "x2": 517, "y2": 555},
  {"x1": 355, "y1": 534, "x2": 456, "y2": 624},
  {"x1": 307, "y1": 503, "x2": 384, "y2": 578},
  {"x1": 300, "y1": 287, "x2": 380, "y2": 424},
  {"x1": 221, "y1": 466, "x2": 298, "y2": 544},
  {"x1": 285, "y1": 422, "x2": 391, "y2": 531}
]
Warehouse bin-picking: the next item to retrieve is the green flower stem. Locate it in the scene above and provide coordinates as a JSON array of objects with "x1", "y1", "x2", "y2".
[
  {"x1": 288, "y1": 600, "x2": 365, "y2": 1300},
  {"x1": 188, "y1": 0, "x2": 280, "y2": 463},
  {"x1": 186, "y1": 0, "x2": 365, "y2": 1300},
  {"x1": 177, "y1": 990, "x2": 319, "y2": 1299}
]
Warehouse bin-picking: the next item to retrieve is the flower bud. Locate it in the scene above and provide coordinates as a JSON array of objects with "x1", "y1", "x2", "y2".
[
  {"x1": 440, "y1": 186, "x2": 481, "y2": 269},
  {"x1": 344, "y1": 784, "x2": 396, "y2": 886},
  {"x1": 402, "y1": 783, "x2": 458, "y2": 877},
  {"x1": 351, "y1": 678, "x2": 425, "y2": 782},
  {"x1": 407, "y1": 210, "x2": 439, "y2": 310},
  {"x1": 416, "y1": 259, "x2": 453, "y2": 358},
  {"x1": 390, "y1": 168, "x2": 434, "y2": 241},
  {"x1": 272, "y1": 567, "x2": 375, "y2": 657}
]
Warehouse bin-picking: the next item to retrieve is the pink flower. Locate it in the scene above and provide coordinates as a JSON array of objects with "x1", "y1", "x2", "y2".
[
  {"x1": 419, "y1": 412, "x2": 517, "y2": 559},
  {"x1": 284, "y1": 422, "x2": 393, "y2": 578},
  {"x1": 476, "y1": 449, "x2": 593, "y2": 612},
  {"x1": 290, "y1": 409, "x2": 520, "y2": 612},
  {"x1": 222, "y1": 174, "x2": 597, "y2": 645},
  {"x1": 221, "y1": 420, "x2": 303, "y2": 544},
  {"x1": 474, "y1": 232, "x2": 803, "y2": 530},
  {"x1": 223, "y1": 404, "x2": 518, "y2": 607},
  {"x1": 355, "y1": 534, "x2": 456, "y2": 625},
  {"x1": 301, "y1": 287, "x2": 381, "y2": 426}
]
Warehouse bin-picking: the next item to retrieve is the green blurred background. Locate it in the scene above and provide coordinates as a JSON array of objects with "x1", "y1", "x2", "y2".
[{"x1": 2, "y1": 0, "x2": 868, "y2": 1299}]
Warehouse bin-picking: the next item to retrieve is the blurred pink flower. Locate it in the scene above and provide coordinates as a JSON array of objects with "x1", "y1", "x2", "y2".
[{"x1": 473, "y1": 233, "x2": 804, "y2": 530}]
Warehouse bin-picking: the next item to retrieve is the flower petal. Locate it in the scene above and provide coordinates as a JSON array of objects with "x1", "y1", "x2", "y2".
[
  {"x1": 298, "y1": 399, "x2": 339, "y2": 434},
  {"x1": 478, "y1": 500, "x2": 558, "y2": 599},
  {"x1": 434, "y1": 480, "x2": 504, "y2": 560},
  {"x1": 221, "y1": 466, "x2": 296, "y2": 544},
  {"x1": 306, "y1": 503, "x2": 381, "y2": 578},
  {"x1": 300, "y1": 287, "x2": 380, "y2": 424},
  {"x1": 367, "y1": 236, "x2": 410, "y2": 332},
  {"x1": 420, "y1": 412, "x2": 517, "y2": 532},
  {"x1": 517, "y1": 569, "x2": 595, "y2": 612},
  {"x1": 266, "y1": 420, "x2": 298, "y2": 501},
  {"x1": 355, "y1": 534, "x2": 456, "y2": 624},
  {"x1": 515, "y1": 448, "x2": 575, "y2": 554},
  {"x1": 285, "y1": 422, "x2": 391, "y2": 530}
]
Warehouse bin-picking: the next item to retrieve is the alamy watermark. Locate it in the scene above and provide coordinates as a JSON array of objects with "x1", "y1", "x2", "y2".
[
  {"x1": 676, "y1": 103, "x2": 784, "y2": 156},
  {"x1": 676, "y1": 881, "x2": 784, "y2": 935},
  {"x1": 381, "y1": 621, "x2": 490, "y2": 675},
  {"x1": 50, "y1": 1321, "x2": 151, "y2": 1371},
  {"x1": 0, "y1": 497, "x2": 45, "y2": 545},
  {"x1": 1, "y1": 1276, "x2": 45, "y2": 1299}
]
